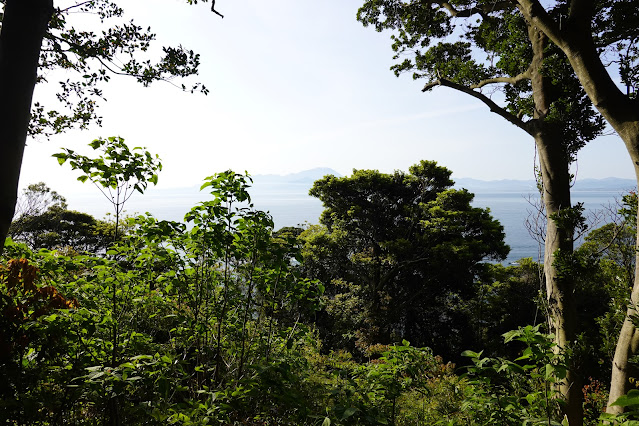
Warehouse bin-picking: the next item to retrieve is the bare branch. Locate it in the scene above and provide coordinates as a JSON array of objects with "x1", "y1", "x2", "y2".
[
  {"x1": 423, "y1": 78, "x2": 531, "y2": 134},
  {"x1": 471, "y1": 67, "x2": 532, "y2": 89},
  {"x1": 57, "y1": 1, "x2": 93, "y2": 13},
  {"x1": 434, "y1": 0, "x2": 514, "y2": 18}
]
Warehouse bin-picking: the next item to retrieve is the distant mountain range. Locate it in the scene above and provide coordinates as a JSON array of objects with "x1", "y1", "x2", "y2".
[
  {"x1": 253, "y1": 169, "x2": 636, "y2": 192},
  {"x1": 252, "y1": 168, "x2": 342, "y2": 185},
  {"x1": 454, "y1": 177, "x2": 637, "y2": 192}
]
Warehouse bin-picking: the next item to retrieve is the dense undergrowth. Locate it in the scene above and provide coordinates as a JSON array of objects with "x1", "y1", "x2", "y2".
[{"x1": 1, "y1": 165, "x2": 636, "y2": 424}]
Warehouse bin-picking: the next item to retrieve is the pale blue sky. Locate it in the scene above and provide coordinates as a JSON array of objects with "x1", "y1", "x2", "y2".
[{"x1": 19, "y1": 0, "x2": 634, "y2": 195}]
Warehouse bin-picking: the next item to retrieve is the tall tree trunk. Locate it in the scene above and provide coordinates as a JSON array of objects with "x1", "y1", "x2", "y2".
[
  {"x1": 0, "y1": 0, "x2": 53, "y2": 255},
  {"x1": 603, "y1": 127, "x2": 639, "y2": 415},
  {"x1": 541, "y1": 19, "x2": 639, "y2": 416},
  {"x1": 529, "y1": 25, "x2": 582, "y2": 425},
  {"x1": 517, "y1": 0, "x2": 639, "y2": 413},
  {"x1": 535, "y1": 129, "x2": 581, "y2": 423}
]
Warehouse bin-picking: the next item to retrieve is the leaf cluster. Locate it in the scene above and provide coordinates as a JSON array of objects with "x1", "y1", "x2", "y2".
[
  {"x1": 303, "y1": 160, "x2": 509, "y2": 360},
  {"x1": 357, "y1": 0, "x2": 605, "y2": 159},
  {"x1": 14, "y1": 0, "x2": 208, "y2": 137}
]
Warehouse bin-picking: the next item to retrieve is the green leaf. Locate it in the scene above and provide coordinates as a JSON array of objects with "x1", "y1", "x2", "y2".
[
  {"x1": 545, "y1": 363, "x2": 555, "y2": 380},
  {"x1": 342, "y1": 407, "x2": 358, "y2": 419},
  {"x1": 611, "y1": 389, "x2": 639, "y2": 407},
  {"x1": 502, "y1": 329, "x2": 520, "y2": 342},
  {"x1": 53, "y1": 153, "x2": 67, "y2": 164}
]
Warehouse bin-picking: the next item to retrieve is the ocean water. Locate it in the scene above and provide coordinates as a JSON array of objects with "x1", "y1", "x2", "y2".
[
  {"x1": 471, "y1": 190, "x2": 628, "y2": 264},
  {"x1": 64, "y1": 182, "x2": 632, "y2": 265}
]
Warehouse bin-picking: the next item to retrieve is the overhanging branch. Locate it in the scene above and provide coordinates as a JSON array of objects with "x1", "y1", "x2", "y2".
[
  {"x1": 423, "y1": 78, "x2": 531, "y2": 134},
  {"x1": 434, "y1": 0, "x2": 513, "y2": 18},
  {"x1": 471, "y1": 67, "x2": 533, "y2": 89}
]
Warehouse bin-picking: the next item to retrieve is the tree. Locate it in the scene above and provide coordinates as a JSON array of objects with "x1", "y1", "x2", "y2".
[
  {"x1": 53, "y1": 136, "x2": 162, "y2": 240},
  {"x1": 572, "y1": 193, "x2": 638, "y2": 382},
  {"x1": 356, "y1": 2, "x2": 605, "y2": 421},
  {"x1": 13, "y1": 182, "x2": 67, "y2": 219},
  {"x1": 8, "y1": 182, "x2": 112, "y2": 253},
  {"x1": 0, "y1": 0, "x2": 216, "y2": 255},
  {"x1": 302, "y1": 161, "x2": 509, "y2": 360},
  {"x1": 8, "y1": 182, "x2": 119, "y2": 253},
  {"x1": 9, "y1": 205, "x2": 116, "y2": 254},
  {"x1": 490, "y1": 0, "x2": 639, "y2": 413}
]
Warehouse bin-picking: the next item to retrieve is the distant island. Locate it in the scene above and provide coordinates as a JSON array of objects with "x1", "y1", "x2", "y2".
[{"x1": 252, "y1": 167, "x2": 343, "y2": 184}]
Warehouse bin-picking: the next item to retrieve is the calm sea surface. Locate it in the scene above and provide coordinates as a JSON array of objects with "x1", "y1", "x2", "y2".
[
  {"x1": 471, "y1": 190, "x2": 628, "y2": 264},
  {"x1": 66, "y1": 183, "x2": 632, "y2": 265}
]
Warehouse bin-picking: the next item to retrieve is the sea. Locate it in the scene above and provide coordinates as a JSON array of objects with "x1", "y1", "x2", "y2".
[{"x1": 62, "y1": 172, "x2": 637, "y2": 266}]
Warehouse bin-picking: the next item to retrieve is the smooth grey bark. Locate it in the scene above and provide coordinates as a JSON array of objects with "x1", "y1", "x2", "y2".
[
  {"x1": 533, "y1": 127, "x2": 581, "y2": 424},
  {"x1": 515, "y1": 0, "x2": 639, "y2": 414},
  {"x1": 527, "y1": 23, "x2": 582, "y2": 425},
  {"x1": 423, "y1": 24, "x2": 583, "y2": 423},
  {"x1": 0, "y1": 0, "x2": 54, "y2": 255}
]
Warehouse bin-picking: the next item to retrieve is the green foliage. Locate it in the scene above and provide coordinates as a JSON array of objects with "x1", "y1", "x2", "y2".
[
  {"x1": 602, "y1": 389, "x2": 639, "y2": 424},
  {"x1": 468, "y1": 260, "x2": 543, "y2": 358},
  {"x1": 25, "y1": 0, "x2": 208, "y2": 137},
  {"x1": 53, "y1": 136, "x2": 161, "y2": 238},
  {"x1": 307, "y1": 342, "x2": 459, "y2": 425},
  {"x1": 460, "y1": 325, "x2": 569, "y2": 425},
  {"x1": 9, "y1": 206, "x2": 115, "y2": 253},
  {"x1": 2, "y1": 168, "x2": 505, "y2": 425},
  {"x1": 53, "y1": 136, "x2": 161, "y2": 195},
  {"x1": 8, "y1": 183, "x2": 119, "y2": 253},
  {"x1": 6, "y1": 169, "x2": 632, "y2": 424},
  {"x1": 303, "y1": 161, "x2": 509, "y2": 359},
  {"x1": 9, "y1": 183, "x2": 119, "y2": 253},
  {"x1": 14, "y1": 182, "x2": 68, "y2": 218},
  {"x1": 0, "y1": 170, "x2": 332, "y2": 424},
  {"x1": 567, "y1": 192, "x2": 638, "y2": 381},
  {"x1": 356, "y1": 0, "x2": 604, "y2": 159}
]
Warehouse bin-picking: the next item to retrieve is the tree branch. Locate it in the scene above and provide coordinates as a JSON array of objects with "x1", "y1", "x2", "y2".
[
  {"x1": 567, "y1": 0, "x2": 592, "y2": 27},
  {"x1": 58, "y1": 1, "x2": 93, "y2": 13},
  {"x1": 423, "y1": 78, "x2": 531, "y2": 135},
  {"x1": 471, "y1": 66, "x2": 533, "y2": 89},
  {"x1": 433, "y1": 0, "x2": 514, "y2": 18},
  {"x1": 515, "y1": 0, "x2": 567, "y2": 49}
]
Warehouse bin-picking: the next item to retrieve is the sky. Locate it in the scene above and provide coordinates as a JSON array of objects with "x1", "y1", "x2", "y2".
[{"x1": 18, "y1": 0, "x2": 635, "y2": 196}]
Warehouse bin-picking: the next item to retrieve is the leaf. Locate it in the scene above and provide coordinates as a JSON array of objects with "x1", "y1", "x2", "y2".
[
  {"x1": 53, "y1": 153, "x2": 68, "y2": 164},
  {"x1": 342, "y1": 407, "x2": 358, "y2": 419},
  {"x1": 545, "y1": 363, "x2": 555, "y2": 380},
  {"x1": 611, "y1": 389, "x2": 639, "y2": 407},
  {"x1": 502, "y1": 329, "x2": 520, "y2": 342},
  {"x1": 88, "y1": 371, "x2": 105, "y2": 380},
  {"x1": 322, "y1": 417, "x2": 331, "y2": 426},
  {"x1": 78, "y1": 175, "x2": 89, "y2": 183}
]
